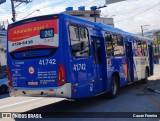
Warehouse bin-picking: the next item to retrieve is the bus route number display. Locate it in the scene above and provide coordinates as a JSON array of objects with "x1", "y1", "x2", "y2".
[{"x1": 40, "y1": 28, "x2": 54, "y2": 39}]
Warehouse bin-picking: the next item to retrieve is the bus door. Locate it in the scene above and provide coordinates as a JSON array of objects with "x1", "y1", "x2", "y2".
[
  {"x1": 92, "y1": 36, "x2": 104, "y2": 93},
  {"x1": 125, "y1": 41, "x2": 134, "y2": 82},
  {"x1": 148, "y1": 44, "x2": 154, "y2": 75}
]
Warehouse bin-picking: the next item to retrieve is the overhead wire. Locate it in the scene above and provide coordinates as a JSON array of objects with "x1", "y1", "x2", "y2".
[
  {"x1": 16, "y1": 0, "x2": 67, "y2": 19},
  {"x1": 115, "y1": 2, "x2": 160, "y2": 23},
  {"x1": 101, "y1": 0, "x2": 130, "y2": 17},
  {"x1": 110, "y1": 5, "x2": 157, "y2": 15},
  {"x1": 17, "y1": 0, "x2": 67, "y2": 15},
  {"x1": 103, "y1": 0, "x2": 157, "y2": 17}
]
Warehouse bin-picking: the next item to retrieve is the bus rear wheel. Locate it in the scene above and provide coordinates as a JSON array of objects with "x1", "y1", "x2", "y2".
[
  {"x1": 141, "y1": 69, "x2": 148, "y2": 84},
  {"x1": 109, "y1": 76, "x2": 119, "y2": 98}
]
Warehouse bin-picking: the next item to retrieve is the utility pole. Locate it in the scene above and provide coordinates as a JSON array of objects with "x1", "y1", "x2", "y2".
[
  {"x1": 11, "y1": 0, "x2": 16, "y2": 22},
  {"x1": 141, "y1": 25, "x2": 144, "y2": 36},
  {"x1": 141, "y1": 25, "x2": 150, "y2": 36},
  {"x1": 10, "y1": 0, "x2": 32, "y2": 22},
  {"x1": 93, "y1": 5, "x2": 107, "y2": 22},
  {"x1": 94, "y1": 9, "x2": 96, "y2": 22}
]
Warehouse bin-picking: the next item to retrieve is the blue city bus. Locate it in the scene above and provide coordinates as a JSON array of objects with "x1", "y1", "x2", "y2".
[{"x1": 7, "y1": 13, "x2": 154, "y2": 98}]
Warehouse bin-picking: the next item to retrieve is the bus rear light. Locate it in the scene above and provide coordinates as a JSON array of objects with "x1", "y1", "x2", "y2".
[
  {"x1": 58, "y1": 64, "x2": 66, "y2": 86},
  {"x1": 49, "y1": 89, "x2": 55, "y2": 92},
  {"x1": 8, "y1": 67, "x2": 12, "y2": 86}
]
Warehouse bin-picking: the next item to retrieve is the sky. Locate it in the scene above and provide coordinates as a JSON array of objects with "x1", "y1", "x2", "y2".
[{"x1": 0, "y1": 0, "x2": 160, "y2": 34}]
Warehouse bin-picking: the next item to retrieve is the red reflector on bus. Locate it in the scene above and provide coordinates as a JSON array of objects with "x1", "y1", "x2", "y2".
[
  {"x1": 73, "y1": 90, "x2": 77, "y2": 92},
  {"x1": 8, "y1": 67, "x2": 12, "y2": 86},
  {"x1": 53, "y1": 16, "x2": 58, "y2": 19},
  {"x1": 58, "y1": 64, "x2": 66, "y2": 86},
  {"x1": 49, "y1": 89, "x2": 55, "y2": 92}
]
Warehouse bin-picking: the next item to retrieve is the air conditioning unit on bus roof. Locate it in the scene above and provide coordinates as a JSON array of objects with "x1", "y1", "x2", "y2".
[
  {"x1": 106, "y1": 0, "x2": 126, "y2": 4},
  {"x1": 66, "y1": 7, "x2": 73, "y2": 11}
]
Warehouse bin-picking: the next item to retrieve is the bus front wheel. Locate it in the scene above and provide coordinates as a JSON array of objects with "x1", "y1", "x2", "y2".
[{"x1": 109, "y1": 76, "x2": 119, "y2": 98}]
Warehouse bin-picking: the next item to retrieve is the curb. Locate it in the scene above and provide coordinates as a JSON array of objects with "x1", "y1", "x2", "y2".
[{"x1": 145, "y1": 87, "x2": 160, "y2": 94}]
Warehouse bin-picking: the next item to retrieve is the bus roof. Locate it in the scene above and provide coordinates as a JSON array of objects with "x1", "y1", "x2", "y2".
[
  {"x1": 60, "y1": 13, "x2": 152, "y2": 44},
  {"x1": 8, "y1": 12, "x2": 152, "y2": 44}
]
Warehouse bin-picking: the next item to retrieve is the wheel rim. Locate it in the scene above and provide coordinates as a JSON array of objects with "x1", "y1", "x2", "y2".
[{"x1": 112, "y1": 80, "x2": 117, "y2": 95}]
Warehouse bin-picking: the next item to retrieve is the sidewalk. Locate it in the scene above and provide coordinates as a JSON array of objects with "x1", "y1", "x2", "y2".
[{"x1": 147, "y1": 64, "x2": 160, "y2": 91}]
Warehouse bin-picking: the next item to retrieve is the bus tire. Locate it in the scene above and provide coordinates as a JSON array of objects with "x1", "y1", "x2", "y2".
[
  {"x1": 141, "y1": 69, "x2": 148, "y2": 84},
  {"x1": 109, "y1": 75, "x2": 119, "y2": 98},
  {"x1": 0, "y1": 85, "x2": 8, "y2": 94}
]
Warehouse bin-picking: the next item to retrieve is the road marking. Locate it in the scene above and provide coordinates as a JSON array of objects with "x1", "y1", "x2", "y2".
[
  {"x1": 9, "y1": 98, "x2": 64, "y2": 112},
  {"x1": 0, "y1": 97, "x2": 42, "y2": 109}
]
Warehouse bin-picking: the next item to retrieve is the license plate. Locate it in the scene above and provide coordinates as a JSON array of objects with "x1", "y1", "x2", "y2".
[{"x1": 28, "y1": 82, "x2": 38, "y2": 86}]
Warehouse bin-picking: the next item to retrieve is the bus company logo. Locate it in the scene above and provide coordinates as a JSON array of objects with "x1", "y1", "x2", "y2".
[
  {"x1": 29, "y1": 66, "x2": 35, "y2": 74},
  {"x1": 1, "y1": 113, "x2": 42, "y2": 119},
  {"x1": 2, "y1": 113, "x2": 12, "y2": 118}
]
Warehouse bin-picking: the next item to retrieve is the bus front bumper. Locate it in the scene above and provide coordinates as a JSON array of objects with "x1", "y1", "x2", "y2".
[{"x1": 9, "y1": 83, "x2": 72, "y2": 98}]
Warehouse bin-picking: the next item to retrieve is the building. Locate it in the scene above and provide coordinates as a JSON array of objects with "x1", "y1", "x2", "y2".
[
  {"x1": 0, "y1": 30, "x2": 6, "y2": 49},
  {"x1": 0, "y1": 20, "x2": 8, "y2": 49},
  {"x1": 64, "y1": 7, "x2": 114, "y2": 27}
]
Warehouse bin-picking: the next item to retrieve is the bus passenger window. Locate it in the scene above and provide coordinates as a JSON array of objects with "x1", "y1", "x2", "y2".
[
  {"x1": 134, "y1": 40, "x2": 138, "y2": 56},
  {"x1": 113, "y1": 35, "x2": 124, "y2": 56},
  {"x1": 136, "y1": 40, "x2": 142, "y2": 56},
  {"x1": 142, "y1": 41, "x2": 148, "y2": 56},
  {"x1": 69, "y1": 25, "x2": 89, "y2": 57},
  {"x1": 105, "y1": 33, "x2": 124, "y2": 57},
  {"x1": 92, "y1": 39, "x2": 102, "y2": 64},
  {"x1": 153, "y1": 44, "x2": 156, "y2": 53},
  {"x1": 105, "y1": 34, "x2": 114, "y2": 56}
]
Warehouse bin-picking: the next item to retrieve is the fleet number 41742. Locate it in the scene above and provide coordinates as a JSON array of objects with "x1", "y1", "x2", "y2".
[{"x1": 39, "y1": 59, "x2": 56, "y2": 66}]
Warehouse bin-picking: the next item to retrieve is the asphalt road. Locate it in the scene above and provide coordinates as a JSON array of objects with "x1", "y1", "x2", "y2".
[{"x1": 0, "y1": 65, "x2": 160, "y2": 121}]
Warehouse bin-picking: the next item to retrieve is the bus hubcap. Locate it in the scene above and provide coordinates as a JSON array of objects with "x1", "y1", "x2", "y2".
[{"x1": 112, "y1": 80, "x2": 117, "y2": 95}]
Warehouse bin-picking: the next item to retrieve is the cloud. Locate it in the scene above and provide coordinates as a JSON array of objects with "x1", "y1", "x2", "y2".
[
  {"x1": 104, "y1": 0, "x2": 160, "y2": 33},
  {"x1": 15, "y1": 1, "x2": 66, "y2": 20},
  {"x1": 0, "y1": 0, "x2": 160, "y2": 34},
  {"x1": 0, "y1": 8, "x2": 7, "y2": 13}
]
